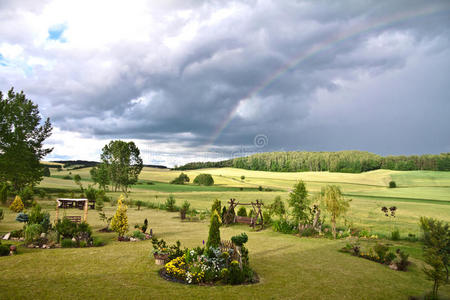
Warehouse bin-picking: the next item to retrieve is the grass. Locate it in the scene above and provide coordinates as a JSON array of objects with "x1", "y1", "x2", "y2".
[
  {"x1": 1, "y1": 204, "x2": 448, "y2": 299},
  {"x1": 2, "y1": 166, "x2": 446, "y2": 298}
]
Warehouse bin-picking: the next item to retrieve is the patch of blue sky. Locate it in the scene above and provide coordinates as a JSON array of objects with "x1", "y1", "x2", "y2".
[
  {"x1": 0, "y1": 53, "x2": 7, "y2": 66},
  {"x1": 48, "y1": 23, "x2": 67, "y2": 42}
]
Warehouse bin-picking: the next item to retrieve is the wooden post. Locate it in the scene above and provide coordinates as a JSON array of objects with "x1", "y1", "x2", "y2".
[
  {"x1": 55, "y1": 199, "x2": 59, "y2": 222},
  {"x1": 83, "y1": 200, "x2": 88, "y2": 222}
]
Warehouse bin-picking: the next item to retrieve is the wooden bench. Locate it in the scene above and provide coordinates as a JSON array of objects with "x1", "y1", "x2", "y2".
[
  {"x1": 235, "y1": 216, "x2": 255, "y2": 226},
  {"x1": 65, "y1": 216, "x2": 82, "y2": 224}
]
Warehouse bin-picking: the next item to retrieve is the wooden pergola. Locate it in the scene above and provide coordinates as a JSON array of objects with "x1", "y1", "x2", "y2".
[{"x1": 55, "y1": 198, "x2": 89, "y2": 223}]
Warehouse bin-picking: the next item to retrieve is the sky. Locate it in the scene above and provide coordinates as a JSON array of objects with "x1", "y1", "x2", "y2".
[{"x1": 0, "y1": 0, "x2": 449, "y2": 167}]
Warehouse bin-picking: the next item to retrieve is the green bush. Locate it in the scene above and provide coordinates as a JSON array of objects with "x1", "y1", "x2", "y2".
[
  {"x1": 28, "y1": 204, "x2": 51, "y2": 233},
  {"x1": 193, "y1": 174, "x2": 214, "y2": 186},
  {"x1": 19, "y1": 186, "x2": 34, "y2": 204},
  {"x1": 0, "y1": 208, "x2": 3, "y2": 222},
  {"x1": 61, "y1": 238, "x2": 76, "y2": 248},
  {"x1": 395, "y1": 249, "x2": 410, "y2": 271},
  {"x1": 132, "y1": 230, "x2": 145, "y2": 240},
  {"x1": 237, "y1": 207, "x2": 247, "y2": 217},
  {"x1": 374, "y1": 243, "x2": 389, "y2": 261},
  {"x1": 206, "y1": 210, "x2": 221, "y2": 249},
  {"x1": 0, "y1": 183, "x2": 7, "y2": 204},
  {"x1": 272, "y1": 219, "x2": 296, "y2": 234},
  {"x1": 170, "y1": 173, "x2": 190, "y2": 184},
  {"x1": 258, "y1": 186, "x2": 263, "y2": 191},
  {"x1": 62, "y1": 175, "x2": 72, "y2": 180},
  {"x1": 228, "y1": 260, "x2": 245, "y2": 284},
  {"x1": 211, "y1": 199, "x2": 221, "y2": 215},
  {"x1": 231, "y1": 233, "x2": 248, "y2": 246},
  {"x1": 391, "y1": 229, "x2": 400, "y2": 241},
  {"x1": 0, "y1": 243, "x2": 10, "y2": 256},
  {"x1": 165, "y1": 195, "x2": 176, "y2": 212},
  {"x1": 384, "y1": 252, "x2": 396, "y2": 265},
  {"x1": 24, "y1": 223, "x2": 43, "y2": 243},
  {"x1": 10, "y1": 229, "x2": 23, "y2": 238},
  {"x1": 79, "y1": 241, "x2": 87, "y2": 248},
  {"x1": 389, "y1": 181, "x2": 396, "y2": 188},
  {"x1": 93, "y1": 237, "x2": 105, "y2": 247}
]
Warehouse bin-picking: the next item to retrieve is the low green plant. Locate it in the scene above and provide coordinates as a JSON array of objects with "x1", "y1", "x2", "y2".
[
  {"x1": 61, "y1": 238, "x2": 75, "y2": 248},
  {"x1": 0, "y1": 208, "x2": 3, "y2": 222},
  {"x1": 272, "y1": 219, "x2": 296, "y2": 234},
  {"x1": 231, "y1": 233, "x2": 248, "y2": 246},
  {"x1": 79, "y1": 241, "x2": 87, "y2": 248},
  {"x1": 237, "y1": 207, "x2": 247, "y2": 217},
  {"x1": 228, "y1": 260, "x2": 245, "y2": 284},
  {"x1": 132, "y1": 230, "x2": 145, "y2": 240},
  {"x1": 10, "y1": 229, "x2": 23, "y2": 238},
  {"x1": 395, "y1": 249, "x2": 410, "y2": 271},
  {"x1": 24, "y1": 223, "x2": 43, "y2": 244},
  {"x1": 93, "y1": 237, "x2": 105, "y2": 247},
  {"x1": 389, "y1": 181, "x2": 396, "y2": 188},
  {"x1": 0, "y1": 243, "x2": 10, "y2": 256},
  {"x1": 391, "y1": 229, "x2": 400, "y2": 241},
  {"x1": 374, "y1": 243, "x2": 389, "y2": 261}
]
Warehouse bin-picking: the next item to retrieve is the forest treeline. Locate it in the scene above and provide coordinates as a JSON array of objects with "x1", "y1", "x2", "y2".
[{"x1": 174, "y1": 151, "x2": 450, "y2": 173}]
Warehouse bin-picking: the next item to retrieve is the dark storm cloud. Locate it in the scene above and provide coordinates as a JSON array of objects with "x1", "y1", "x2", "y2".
[{"x1": 1, "y1": 0, "x2": 450, "y2": 164}]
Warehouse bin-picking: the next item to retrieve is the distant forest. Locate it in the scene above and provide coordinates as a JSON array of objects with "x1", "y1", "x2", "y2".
[{"x1": 174, "y1": 151, "x2": 450, "y2": 173}]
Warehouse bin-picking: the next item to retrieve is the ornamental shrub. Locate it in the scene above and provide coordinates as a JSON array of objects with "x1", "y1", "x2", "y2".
[
  {"x1": 28, "y1": 204, "x2": 51, "y2": 233},
  {"x1": 61, "y1": 238, "x2": 76, "y2": 248},
  {"x1": 0, "y1": 208, "x2": 3, "y2": 222},
  {"x1": 9, "y1": 195, "x2": 24, "y2": 212},
  {"x1": 228, "y1": 260, "x2": 245, "y2": 284},
  {"x1": 55, "y1": 217, "x2": 77, "y2": 239},
  {"x1": 231, "y1": 233, "x2": 248, "y2": 246},
  {"x1": 110, "y1": 195, "x2": 129, "y2": 237},
  {"x1": 193, "y1": 174, "x2": 214, "y2": 186},
  {"x1": 132, "y1": 230, "x2": 145, "y2": 240},
  {"x1": 237, "y1": 207, "x2": 247, "y2": 217},
  {"x1": 93, "y1": 237, "x2": 105, "y2": 247},
  {"x1": 24, "y1": 223, "x2": 43, "y2": 244},
  {"x1": 211, "y1": 199, "x2": 221, "y2": 216},
  {"x1": 206, "y1": 210, "x2": 221, "y2": 249},
  {"x1": 16, "y1": 212, "x2": 29, "y2": 223},
  {"x1": 374, "y1": 243, "x2": 389, "y2": 261},
  {"x1": 0, "y1": 243, "x2": 10, "y2": 256}
]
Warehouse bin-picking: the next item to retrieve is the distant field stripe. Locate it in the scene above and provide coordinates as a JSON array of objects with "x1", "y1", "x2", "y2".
[{"x1": 346, "y1": 193, "x2": 450, "y2": 205}]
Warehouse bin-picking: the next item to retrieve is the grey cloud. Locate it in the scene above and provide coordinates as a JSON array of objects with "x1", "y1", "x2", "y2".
[{"x1": 1, "y1": 0, "x2": 450, "y2": 164}]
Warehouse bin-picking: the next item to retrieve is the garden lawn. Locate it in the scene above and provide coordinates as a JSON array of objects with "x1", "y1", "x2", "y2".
[{"x1": 1, "y1": 205, "x2": 449, "y2": 300}]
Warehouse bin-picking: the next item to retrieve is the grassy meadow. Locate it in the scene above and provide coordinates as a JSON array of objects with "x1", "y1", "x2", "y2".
[{"x1": 0, "y1": 166, "x2": 449, "y2": 299}]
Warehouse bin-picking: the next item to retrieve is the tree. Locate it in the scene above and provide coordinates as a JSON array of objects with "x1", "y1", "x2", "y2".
[
  {"x1": 9, "y1": 195, "x2": 24, "y2": 212},
  {"x1": 100, "y1": 140, "x2": 143, "y2": 193},
  {"x1": 0, "y1": 208, "x2": 3, "y2": 222},
  {"x1": 90, "y1": 163, "x2": 110, "y2": 191},
  {"x1": 319, "y1": 185, "x2": 350, "y2": 239},
  {"x1": 73, "y1": 174, "x2": 83, "y2": 192},
  {"x1": 170, "y1": 172, "x2": 190, "y2": 184},
  {"x1": 288, "y1": 180, "x2": 310, "y2": 225},
  {"x1": 240, "y1": 175, "x2": 245, "y2": 181},
  {"x1": 270, "y1": 196, "x2": 286, "y2": 220},
  {"x1": 206, "y1": 209, "x2": 221, "y2": 249},
  {"x1": 110, "y1": 194, "x2": 129, "y2": 237},
  {"x1": 193, "y1": 174, "x2": 214, "y2": 186},
  {"x1": 420, "y1": 217, "x2": 449, "y2": 298},
  {"x1": 43, "y1": 167, "x2": 50, "y2": 177},
  {"x1": 0, "y1": 88, "x2": 53, "y2": 191}
]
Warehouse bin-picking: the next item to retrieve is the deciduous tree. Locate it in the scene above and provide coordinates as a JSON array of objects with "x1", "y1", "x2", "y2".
[
  {"x1": 0, "y1": 88, "x2": 53, "y2": 191},
  {"x1": 319, "y1": 185, "x2": 350, "y2": 239}
]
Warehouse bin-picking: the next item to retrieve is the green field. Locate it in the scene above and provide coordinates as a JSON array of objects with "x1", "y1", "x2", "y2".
[{"x1": 1, "y1": 167, "x2": 449, "y2": 299}]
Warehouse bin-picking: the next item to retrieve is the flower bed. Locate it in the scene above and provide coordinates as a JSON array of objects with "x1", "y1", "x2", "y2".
[{"x1": 153, "y1": 235, "x2": 258, "y2": 285}]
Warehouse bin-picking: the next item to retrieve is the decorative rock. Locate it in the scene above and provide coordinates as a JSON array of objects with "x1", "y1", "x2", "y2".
[
  {"x1": 35, "y1": 246, "x2": 39, "y2": 248},
  {"x1": 27, "y1": 244, "x2": 35, "y2": 248},
  {"x1": 19, "y1": 237, "x2": 24, "y2": 242},
  {"x1": 2, "y1": 232, "x2": 11, "y2": 240},
  {"x1": 72, "y1": 237, "x2": 76, "y2": 242},
  {"x1": 130, "y1": 237, "x2": 137, "y2": 242},
  {"x1": 40, "y1": 233, "x2": 46, "y2": 238},
  {"x1": 42, "y1": 245, "x2": 47, "y2": 249}
]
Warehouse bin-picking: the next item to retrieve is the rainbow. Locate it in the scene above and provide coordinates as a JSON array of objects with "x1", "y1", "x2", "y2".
[{"x1": 206, "y1": 4, "x2": 449, "y2": 148}]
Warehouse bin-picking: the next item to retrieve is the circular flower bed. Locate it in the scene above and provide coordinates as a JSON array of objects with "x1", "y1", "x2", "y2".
[{"x1": 158, "y1": 245, "x2": 259, "y2": 285}]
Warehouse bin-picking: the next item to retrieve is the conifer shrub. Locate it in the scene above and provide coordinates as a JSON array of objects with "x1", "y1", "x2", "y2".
[
  {"x1": 211, "y1": 199, "x2": 221, "y2": 215},
  {"x1": 237, "y1": 207, "x2": 247, "y2": 217},
  {"x1": 110, "y1": 195, "x2": 129, "y2": 237},
  {"x1": 165, "y1": 195, "x2": 176, "y2": 212},
  {"x1": 9, "y1": 195, "x2": 24, "y2": 212},
  {"x1": 206, "y1": 210, "x2": 221, "y2": 249}
]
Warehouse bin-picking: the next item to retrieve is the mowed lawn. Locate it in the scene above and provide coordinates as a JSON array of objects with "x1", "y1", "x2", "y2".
[{"x1": 1, "y1": 204, "x2": 449, "y2": 300}]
